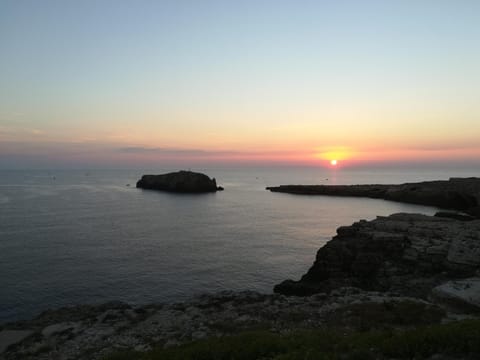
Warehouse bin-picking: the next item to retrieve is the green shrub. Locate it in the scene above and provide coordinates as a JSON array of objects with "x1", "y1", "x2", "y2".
[{"x1": 104, "y1": 319, "x2": 480, "y2": 360}]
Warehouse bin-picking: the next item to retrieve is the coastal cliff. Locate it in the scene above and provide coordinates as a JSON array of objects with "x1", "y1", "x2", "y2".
[
  {"x1": 275, "y1": 213, "x2": 480, "y2": 303},
  {"x1": 267, "y1": 177, "x2": 480, "y2": 217}
]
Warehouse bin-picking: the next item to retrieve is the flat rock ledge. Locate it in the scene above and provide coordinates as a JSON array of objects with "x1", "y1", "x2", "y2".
[
  {"x1": 267, "y1": 177, "x2": 480, "y2": 217},
  {"x1": 136, "y1": 170, "x2": 223, "y2": 193}
]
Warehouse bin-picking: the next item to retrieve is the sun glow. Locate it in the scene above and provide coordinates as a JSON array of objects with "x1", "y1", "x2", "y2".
[{"x1": 314, "y1": 147, "x2": 352, "y2": 166}]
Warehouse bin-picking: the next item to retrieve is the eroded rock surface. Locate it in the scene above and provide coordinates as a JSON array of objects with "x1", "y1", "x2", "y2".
[{"x1": 275, "y1": 213, "x2": 480, "y2": 298}]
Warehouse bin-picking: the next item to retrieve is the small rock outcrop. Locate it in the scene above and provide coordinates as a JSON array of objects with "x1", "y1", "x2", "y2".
[
  {"x1": 136, "y1": 171, "x2": 223, "y2": 193},
  {"x1": 432, "y1": 277, "x2": 480, "y2": 310},
  {"x1": 267, "y1": 177, "x2": 480, "y2": 217},
  {"x1": 275, "y1": 213, "x2": 480, "y2": 300}
]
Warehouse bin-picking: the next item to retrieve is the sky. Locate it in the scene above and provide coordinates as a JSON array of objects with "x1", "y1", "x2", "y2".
[{"x1": 1, "y1": 0, "x2": 480, "y2": 169}]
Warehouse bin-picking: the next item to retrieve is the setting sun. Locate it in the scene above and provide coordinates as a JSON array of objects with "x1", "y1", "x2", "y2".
[{"x1": 330, "y1": 159, "x2": 338, "y2": 166}]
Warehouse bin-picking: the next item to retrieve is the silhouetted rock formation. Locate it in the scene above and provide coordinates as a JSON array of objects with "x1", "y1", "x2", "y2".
[
  {"x1": 136, "y1": 171, "x2": 223, "y2": 193},
  {"x1": 267, "y1": 177, "x2": 480, "y2": 217},
  {"x1": 274, "y1": 213, "x2": 480, "y2": 300}
]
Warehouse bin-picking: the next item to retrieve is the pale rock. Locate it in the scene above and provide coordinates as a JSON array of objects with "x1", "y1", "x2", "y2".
[
  {"x1": 42, "y1": 322, "x2": 79, "y2": 338},
  {"x1": 432, "y1": 277, "x2": 480, "y2": 310}
]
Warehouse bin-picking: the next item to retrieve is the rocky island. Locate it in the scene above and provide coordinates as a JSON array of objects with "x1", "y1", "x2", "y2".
[
  {"x1": 136, "y1": 170, "x2": 223, "y2": 193},
  {"x1": 267, "y1": 177, "x2": 480, "y2": 217}
]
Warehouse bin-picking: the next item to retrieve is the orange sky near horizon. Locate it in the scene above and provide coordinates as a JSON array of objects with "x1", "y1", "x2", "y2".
[{"x1": 1, "y1": 1, "x2": 480, "y2": 169}]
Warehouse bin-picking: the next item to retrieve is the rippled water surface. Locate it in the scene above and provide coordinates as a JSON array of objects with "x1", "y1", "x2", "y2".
[{"x1": 1, "y1": 167, "x2": 478, "y2": 323}]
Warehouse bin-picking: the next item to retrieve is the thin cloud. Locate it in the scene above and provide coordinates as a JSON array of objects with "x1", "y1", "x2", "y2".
[
  {"x1": 359, "y1": 141, "x2": 480, "y2": 153},
  {"x1": 118, "y1": 147, "x2": 208, "y2": 155},
  {"x1": 117, "y1": 146, "x2": 297, "y2": 157},
  {"x1": 407, "y1": 143, "x2": 480, "y2": 152}
]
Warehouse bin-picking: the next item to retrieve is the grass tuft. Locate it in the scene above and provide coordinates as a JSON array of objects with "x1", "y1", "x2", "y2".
[{"x1": 104, "y1": 319, "x2": 480, "y2": 360}]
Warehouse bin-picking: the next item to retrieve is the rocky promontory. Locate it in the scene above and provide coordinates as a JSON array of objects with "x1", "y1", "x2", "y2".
[
  {"x1": 267, "y1": 177, "x2": 480, "y2": 217},
  {"x1": 136, "y1": 170, "x2": 223, "y2": 193},
  {"x1": 275, "y1": 213, "x2": 480, "y2": 304}
]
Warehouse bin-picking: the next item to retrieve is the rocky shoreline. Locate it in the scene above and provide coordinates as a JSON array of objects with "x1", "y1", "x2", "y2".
[
  {"x1": 0, "y1": 287, "x2": 456, "y2": 360},
  {"x1": 267, "y1": 177, "x2": 480, "y2": 217},
  {"x1": 275, "y1": 213, "x2": 480, "y2": 298}
]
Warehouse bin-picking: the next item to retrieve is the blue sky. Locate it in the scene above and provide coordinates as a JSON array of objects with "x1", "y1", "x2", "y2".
[{"x1": 1, "y1": 0, "x2": 480, "y2": 168}]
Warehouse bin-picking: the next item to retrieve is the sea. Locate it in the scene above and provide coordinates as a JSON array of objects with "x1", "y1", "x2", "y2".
[{"x1": 1, "y1": 166, "x2": 479, "y2": 324}]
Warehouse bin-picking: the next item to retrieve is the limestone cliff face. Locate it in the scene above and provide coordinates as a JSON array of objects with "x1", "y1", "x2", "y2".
[
  {"x1": 136, "y1": 171, "x2": 223, "y2": 193},
  {"x1": 275, "y1": 213, "x2": 480, "y2": 298}
]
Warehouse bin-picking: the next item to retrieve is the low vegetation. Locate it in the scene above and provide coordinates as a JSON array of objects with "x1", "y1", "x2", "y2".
[{"x1": 105, "y1": 319, "x2": 480, "y2": 360}]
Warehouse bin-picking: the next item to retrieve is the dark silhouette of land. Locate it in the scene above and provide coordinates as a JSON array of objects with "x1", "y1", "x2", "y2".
[
  {"x1": 136, "y1": 170, "x2": 224, "y2": 193},
  {"x1": 267, "y1": 177, "x2": 480, "y2": 217}
]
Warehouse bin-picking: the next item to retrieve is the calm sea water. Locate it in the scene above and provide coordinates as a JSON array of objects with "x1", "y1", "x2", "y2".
[{"x1": 1, "y1": 166, "x2": 479, "y2": 323}]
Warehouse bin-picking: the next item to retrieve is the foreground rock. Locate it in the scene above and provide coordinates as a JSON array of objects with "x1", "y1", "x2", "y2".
[
  {"x1": 0, "y1": 289, "x2": 447, "y2": 360},
  {"x1": 432, "y1": 277, "x2": 480, "y2": 310},
  {"x1": 275, "y1": 213, "x2": 480, "y2": 302},
  {"x1": 136, "y1": 171, "x2": 223, "y2": 193},
  {"x1": 267, "y1": 177, "x2": 480, "y2": 217}
]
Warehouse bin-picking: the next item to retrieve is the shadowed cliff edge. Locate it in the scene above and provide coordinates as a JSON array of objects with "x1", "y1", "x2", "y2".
[{"x1": 274, "y1": 213, "x2": 480, "y2": 301}]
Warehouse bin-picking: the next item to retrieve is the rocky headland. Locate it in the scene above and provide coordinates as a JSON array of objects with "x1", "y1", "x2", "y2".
[
  {"x1": 275, "y1": 213, "x2": 480, "y2": 303},
  {"x1": 267, "y1": 177, "x2": 480, "y2": 217},
  {"x1": 136, "y1": 170, "x2": 223, "y2": 193}
]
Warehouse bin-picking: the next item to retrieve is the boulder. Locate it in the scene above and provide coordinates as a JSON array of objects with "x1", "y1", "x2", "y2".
[
  {"x1": 136, "y1": 171, "x2": 223, "y2": 193},
  {"x1": 432, "y1": 278, "x2": 480, "y2": 311}
]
